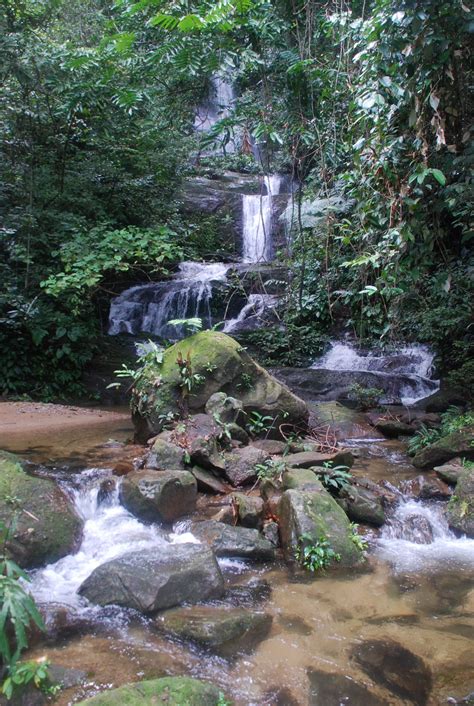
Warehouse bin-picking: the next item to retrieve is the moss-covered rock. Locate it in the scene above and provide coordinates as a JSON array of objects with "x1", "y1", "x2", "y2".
[
  {"x1": 446, "y1": 468, "x2": 474, "y2": 537},
  {"x1": 132, "y1": 331, "x2": 308, "y2": 441},
  {"x1": 278, "y1": 484, "x2": 364, "y2": 567},
  {"x1": 76, "y1": 676, "x2": 223, "y2": 705},
  {"x1": 412, "y1": 427, "x2": 474, "y2": 469},
  {"x1": 120, "y1": 470, "x2": 197, "y2": 523},
  {"x1": 0, "y1": 451, "x2": 82, "y2": 568}
]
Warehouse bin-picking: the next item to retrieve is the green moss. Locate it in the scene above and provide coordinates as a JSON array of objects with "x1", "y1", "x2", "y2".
[{"x1": 76, "y1": 676, "x2": 223, "y2": 705}]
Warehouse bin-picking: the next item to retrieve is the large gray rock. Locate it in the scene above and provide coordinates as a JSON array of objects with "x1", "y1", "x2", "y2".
[
  {"x1": 190, "y1": 520, "x2": 275, "y2": 561},
  {"x1": 76, "y1": 676, "x2": 223, "y2": 705},
  {"x1": 120, "y1": 470, "x2": 197, "y2": 523},
  {"x1": 412, "y1": 427, "x2": 474, "y2": 469},
  {"x1": 231, "y1": 492, "x2": 264, "y2": 528},
  {"x1": 279, "y1": 485, "x2": 364, "y2": 567},
  {"x1": 132, "y1": 331, "x2": 309, "y2": 441},
  {"x1": 191, "y1": 466, "x2": 230, "y2": 494},
  {"x1": 146, "y1": 436, "x2": 185, "y2": 470},
  {"x1": 338, "y1": 484, "x2": 385, "y2": 526},
  {"x1": 78, "y1": 544, "x2": 224, "y2": 613},
  {"x1": 154, "y1": 605, "x2": 272, "y2": 657},
  {"x1": 434, "y1": 458, "x2": 465, "y2": 484},
  {"x1": 282, "y1": 449, "x2": 354, "y2": 469},
  {"x1": 351, "y1": 638, "x2": 432, "y2": 706},
  {"x1": 446, "y1": 468, "x2": 474, "y2": 537},
  {"x1": 223, "y1": 445, "x2": 269, "y2": 486},
  {"x1": 205, "y1": 392, "x2": 244, "y2": 424}
]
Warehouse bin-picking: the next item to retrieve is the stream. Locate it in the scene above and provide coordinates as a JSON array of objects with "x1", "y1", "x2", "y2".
[{"x1": 19, "y1": 419, "x2": 474, "y2": 706}]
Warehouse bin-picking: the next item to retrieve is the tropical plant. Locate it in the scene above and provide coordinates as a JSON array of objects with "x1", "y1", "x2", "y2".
[
  {"x1": 254, "y1": 459, "x2": 287, "y2": 483},
  {"x1": 295, "y1": 532, "x2": 341, "y2": 573},
  {"x1": 245, "y1": 411, "x2": 274, "y2": 437},
  {"x1": 349, "y1": 523, "x2": 369, "y2": 552},
  {"x1": 348, "y1": 384, "x2": 384, "y2": 411},
  {"x1": 319, "y1": 463, "x2": 352, "y2": 495},
  {"x1": 167, "y1": 317, "x2": 203, "y2": 336}
]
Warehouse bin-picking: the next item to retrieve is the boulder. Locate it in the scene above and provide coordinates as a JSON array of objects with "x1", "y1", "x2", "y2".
[
  {"x1": 132, "y1": 331, "x2": 308, "y2": 441},
  {"x1": 76, "y1": 676, "x2": 223, "y2": 705},
  {"x1": 0, "y1": 451, "x2": 82, "y2": 569},
  {"x1": 282, "y1": 450, "x2": 354, "y2": 469},
  {"x1": 252, "y1": 439, "x2": 287, "y2": 454},
  {"x1": 120, "y1": 470, "x2": 197, "y2": 523},
  {"x1": 205, "y1": 392, "x2": 243, "y2": 424},
  {"x1": 263, "y1": 520, "x2": 280, "y2": 546},
  {"x1": 190, "y1": 520, "x2": 275, "y2": 561},
  {"x1": 154, "y1": 605, "x2": 272, "y2": 657},
  {"x1": 446, "y1": 468, "x2": 474, "y2": 537},
  {"x1": 412, "y1": 427, "x2": 474, "y2": 469},
  {"x1": 222, "y1": 445, "x2": 269, "y2": 486},
  {"x1": 227, "y1": 422, "x2": 250, "y2": 445},
  {"x1": 279, "y1": 485, "x2": 363, "y2": 567},
  {"x1": 191, "y1": 467, "x2": 230, "y2": 494},
  {"x1": 231, "y1": 492, "x2": 264, "y2": 528},
  {"x1": 174, "y1": 414, "x2": 225, "y2": 470},
  {"x1": 146, "y1": 437, "x2": 185, "y2": 470},
  {"x1": 434, "y1": 458, "x2": 465, "y2": 484},
  {"x1": 308, "y1": 669, "x2": 388, "y2": 706},
  {"x1": 338, "y1": 484, "x2": 385, "y2": 526},
  {"x1": 351, "y1": 638, "x2": 432, "y2": 706},
  {"x1": 282, "y1": 468, "x2": 322, "y2": 492},
  {"x1": 78, "y1": 544, "x2": 224, "y2": 612},
  {"x1": 404, "y1": 474, "x2": 452, "y2": 501},
  {"x1": 369, "y1": 416, "x2": 415, "y2": 437}
]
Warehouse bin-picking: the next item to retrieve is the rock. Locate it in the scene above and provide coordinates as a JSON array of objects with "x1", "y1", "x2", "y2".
[
  {"x1": 231, "y1": 492, "x2": 264, "y2": 528},
  {"x1": 403, "y1": 514, "x2": 434, "y2": 544},
  {"x1": 310, "y1": 401, "x2": 383, "y2": 440},
  {"x1": 154, "y1": 605, "x2": 272, "y2": 657},
  {"x1": 252, "y1": 439, "x2": 287, "y2": 454},
  {"x1": 279, "y1": 485, "x2": 363, "y2": 567},
  {"x1": 112, "y1": 461, "x2": 134, "y2": 477},
  {"x1": 78, "y1": 544, "x2": 224, "y2": 612},
  {"x1": 48, "y1": 665, "x2": 87, "y2": 689},
  {"x1": 223, "y1": 445, "x2": 269, "y2": 486},
  {"x1": 282, "y1": 468, "x2": 322, "y2": 491},
  {"x1": 0, "y1": 451, "x2": 82, "y2": 569},
  {"x1": 447, "y1": 468, "x2": 474, "y2": 537},
  {"x1": 404, "y1": 474, "x2": 452, "y2": 501},
  {"x1": 191, "y1": 467, "x2": 230, "y2": 494},
  {"x1": 38, "y1": 602, "x2": 95, "y2": 642},
  {"x1": 368, "y1": 415, "x2": 415, "y2": 437},
  {"x1": 308, "y1": 669, "x2": 388, "y2": 706},
  {"x1": 205, "y1": 392, "x2": 244, "y2": 424},
  {"x1": 282, "y1": 449, "x2": 354, "y2": 469},
  {"x1": 412, "y1": 427, "x2": 474, "y2": 469},
  {"x1": 227, "y1": 423, "x2": 250, "y2": 445},
  {"x1": 225, "y1": 579, "x2": 272, "y2": 606},
  {"x1": 434, "y1": 458, "x2": 465, "y2": 484},
  {"x1": 175, "y1": 414, "x2": 225, "y2": 470},
  {"x1": 338, "y1": 484, "x2": 385, "y2": 526},
  {"x1": 76, "y1": 676, "x2": 223, "y2": 705},
  {"x1": 132, "y1": 331, "x2": 309, "y2": 442},
  {"x1": 120, "y1": 470, "x2": 197, "y2": 523},
  {"x1": 0, "y1": 685, "x2": 47, "y2": 706},
  {"x1": 351, "y1": 638, "x2": 432, "y2": 706},
  {"x1": 190, "y1": 520, "x2": 275, "y2": 561},
  {"x1": 262, "y1": 520, "x2": 280, "y2": 546},
  {"x1": 97, "y1": 478, "x2": 116, "y2": 506},
  {"x1": 146, "y1": 437, "x2": 185, "y2": 470}
]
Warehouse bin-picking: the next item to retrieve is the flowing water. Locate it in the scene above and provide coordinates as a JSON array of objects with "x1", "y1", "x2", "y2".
[
  {"x1": 194, "y1": 73, "x2": 236, "y2": 153},
  {"x1": 242, "y1": 175, "x2": 282, "y2": 263},
  {"x1": 20, "y1": 421, "x2": 474, "y2": 706}
]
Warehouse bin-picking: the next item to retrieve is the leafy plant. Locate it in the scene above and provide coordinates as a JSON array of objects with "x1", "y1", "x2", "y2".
[
  {"x1": 176, "y1": 351, "x2": 205, "y2": 393},
  {"x1": 254, "y1": 459, "x2": 287, "y2": 482},
  {"x1": 319, "y1": 463, "x2": 352, "y2": 495},
  {"x1": 408, "y1": 407, "x2": 474, "y2": 455},
  {"x1": 245, "y1": 411, "x2": 274, "y2": 437},
  {"x1": 348, "y1": 384, "x2": 384, "y2": 411},
  {"x1": 407, "y1": 423, "x2": 442, "y2": 455},
  {"x1": 167, "y1": 317, "x2": 203, "y2": 336},
  {"x1": 2, "y1": 659, "x2": 58, "y2": 700},
  {"x1": 295, "y1": 533, "x2": 341, "y2": 573},
  {"x1": 349, "y1": 523, "x2": 369, "y2": 552}
]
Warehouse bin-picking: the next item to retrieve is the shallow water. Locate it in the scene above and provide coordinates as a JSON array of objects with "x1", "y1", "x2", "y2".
[{"x1": 14, "y1": 418, "x2": 474, "y2": 705}]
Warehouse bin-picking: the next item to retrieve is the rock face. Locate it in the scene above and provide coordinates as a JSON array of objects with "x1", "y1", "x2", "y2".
[
  {"x1": 132, "y1": 331, "x2": 308, "y2": 441},
  {"x1": 434, "y1": 458, "x2": 464, "y2": 484},
  {"x1": 120, "y1": 470, "x2": 197, "y2": 523},
  {"x1": 308, "y1": 669, "x2": 388, "y2": 706},
  {"x1": 154, "y1": 605, "x2": 272, "y2": 657},
  {"x1": 351, "y1": 638, "x2": 432, "y2": 706},
  {"x1": 76, "y1": 676, "x2": 223, "y2": 705},
  {"x1": 190, "y1": 520, "x2": 275, "y2": 560},
  {"x1": 279, "y1": 484, "x2": 363, "y2": 567},
  {"x1": 231, "y1": 492, "x2": 264, "y2": 528},
  {"x1": 0, "y1": 451, "x2": 82, "y2": 568},
  {"x1": 78, "y1": 544, "x2": 224, "y2": 612},
  {"x1": 146, "y1": 437, "x2": 185, "y2": 470},
  {"x1": 223, "y1": 445, "x2": 269, "y2": 486},
  {"x1": 412, "y1": 427, "x2": 474, "y2": 469},
  {"x1": 446, "y1": 468, "x2": 474, "y2": 537}
]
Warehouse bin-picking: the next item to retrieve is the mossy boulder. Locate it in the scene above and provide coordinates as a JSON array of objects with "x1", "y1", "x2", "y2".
[
  {"x1": 76, "y1": 677, "x2": 223, "y2": 705},
  {"x1": 412, "y1": 426, "x2": 474, "y2": 469},
  {"x1": 132, "y1": 331, "x2": 308, "y2": 441},
  {"x1": 120, "y1": 470, "x2": 197, "y2": 523},
  {"x1": 446, "y1": 468, "x2": 474, "y2": 537},
  {"x1": 0, "y1": 451, "x2": 82, "y2": 568},
  {"x1": 278, "y1": 484, "x2": 364, "y2": 567}
]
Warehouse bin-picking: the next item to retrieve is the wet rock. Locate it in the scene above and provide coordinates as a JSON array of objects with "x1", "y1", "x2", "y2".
[
  {"x1": 412, "y1": 427, "x2": 474, "y2": 469},
  {"x1": 338, "y1": 484, "x2": 385, "y2": 526},
  {"x1": 351, "y1": 638, "x2": 432, "y2": 705},
  {"x1": 205, "y1": 391, "x2": 244, "y2": 424},
  {"x1": 132, "y1": 331, "x2": 309, "y2": 442},
  {"x1": 48, "y1": 664, "x2": 87, "y2": 689},
  {"x1": 97, "y1": 478, "x2": 116, "y2": 506},
  {"x1": 223, "y1": 445, "x2": 269, "y2": 486},
  {"x1": 404, "y1": 474, "x2": 452, "y2": 501},
  {"x1": 279, "y1": 485, "x2": 364, "y2": 567},
  {"x1": 227, "y1": 422, "x2": 250, "y2": 445},
  {"x1": 282, "y1": 468, "x2": 321, "y2": 491},
  {"x1": 434, "y1": 458, "x2": 465, "y2": 484},
  {"x1": 111, "y1": 461, "x2": 134, "y2": 477},
  {"x1": 154, "y1": 605, "x2": 272, "y2": 657},
  {"x1": 225, "y1": 579, "x2": 272, "y2": 606},
  {"x1": 120, "y1": 469, "x2": 197, "y2": 523},
  {"x1": 308, "y1": 669, "x2": 389, "y2": 706},
  {"x1": 262, "y1": 519, "x2": 280, "y2": 546},
  {"x1": 310, "y1": 401, "x2": 383, "y2": 440},
  {"x1": 368, "y1": 415, "x2": 416, "y2": 437},
  {"x1": 146, "y1": 436, "x2": 185, "y2": 470},
  {"x1": 37, "y1": 602, "x2": 95, "y2": 642},
  {"x1": 190, "y1": 520, "x2": 275, "y2": 561},
  {"x1": 181, "y1": 414, "x2": 225, "y2": 471},
  {"x1": 402, "y1": 514, "x2": 434, "y2": 544},
  {"x1": 191, "y1": 466, "x2": 230, "y2": 494},
  {"x1": 0, "y1": 451, "x2": 82, "y2": 569},
  {"x1": 282, "y1": 449, "x2": 354, "y2": 469},
  {"x1": 231, "y1": 492, "x2": 264, "y2": 528},
  {"x1": 447, "y1": 468, "x2": 474, "y2": 537},
  {"x1": 78, "y1": 544, "x2": 224, "y2": 613},
  {"x1": 252, "y1": 439, "x2": 287, "y2": 454},
  {"x1": 0, "y1": 686, "x2": 47, "y2": 706},
  {"x1": 76, "y1": 676, "x2": 223, "y2": 705}
]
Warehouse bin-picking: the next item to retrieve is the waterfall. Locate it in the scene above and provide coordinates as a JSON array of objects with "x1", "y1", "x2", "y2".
[
  {"x1": 194, "y1": 73, "x2": 236, "y2": 152},
  {"x1": 242, "y1": 175, "x2": 282, "y2": 263},
  {"x1": 376, "y1": 498, "x2": 474, "y2": 573},
  {"x1": 108, "y1": 262, "x2": 229, "y2": 339},
  {"x1": 223, "y1": 293, "x2": 278, "y2": 333}
]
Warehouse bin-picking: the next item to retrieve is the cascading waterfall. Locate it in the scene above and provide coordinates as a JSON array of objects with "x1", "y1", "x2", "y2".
[
  {"x1": 194, "y1": 73, "x2": 236, "y2": 153},
  {"x1": 242, "y1": 175, "x2": 282, "y2": 263},
  {"x1": 223, "y1": 293, "x2": 278, "y2": 333}
]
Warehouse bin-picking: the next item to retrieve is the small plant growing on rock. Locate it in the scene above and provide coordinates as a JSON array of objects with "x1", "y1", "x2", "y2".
[
  {"x1": 108, "y1": 340, "x2": 164, "y2": 415},
  {"x1": 295, "y1": 532, "x2": 341, "y2": 573},
  {"x1": 349, "y1": 523, "x2": 369, "y2": 551},
  {"x1": 254, "y1": 459, "x2": 287, "y2": 482},
  {"x1": 246, "y1": 411, "x2": 274, "y2": 437},
  {"x1": 348, "y1": 383, "x2": 383, "y2": 410},
  {"x1": 319, "y1": 463, "x2": 352, "y2": 494},
  {"x1": 167, "y1": 317, "x2": 203, "y2": 335}
]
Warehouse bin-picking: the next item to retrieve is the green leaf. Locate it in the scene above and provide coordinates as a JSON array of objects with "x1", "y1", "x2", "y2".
[{"x1": 431, "y1": 169, "x2": 446, "y2": 186}]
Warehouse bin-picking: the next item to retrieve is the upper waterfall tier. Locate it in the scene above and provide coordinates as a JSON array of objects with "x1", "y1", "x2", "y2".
[{"x1": 242, "y1": 175, "x2": 283, "y2": 263}]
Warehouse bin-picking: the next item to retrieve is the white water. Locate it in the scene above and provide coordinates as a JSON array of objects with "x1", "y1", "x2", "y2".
[
  {"x1": 223, "y1": 293, "x2": 278, "y2": 333},
  {"x1": 377, "y1": 498, "x2": 474, "y2": 573},
  {"x1": 29, "y1": 472, "x2": 198, "y2": 609},
  {"x1": 311, "y1": 341, "x2": 439, "y2": 405},
  {"x1": 242, "y1": 175, "x2": 282, "y2": 263},
  {"x1": 194, "y1": 73, "x2": 236, "y2": 153}
]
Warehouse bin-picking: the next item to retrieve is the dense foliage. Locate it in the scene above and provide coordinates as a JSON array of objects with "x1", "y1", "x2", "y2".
[{"x1": 1, "y1": 0, "x2": 472, "y2": 397}]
